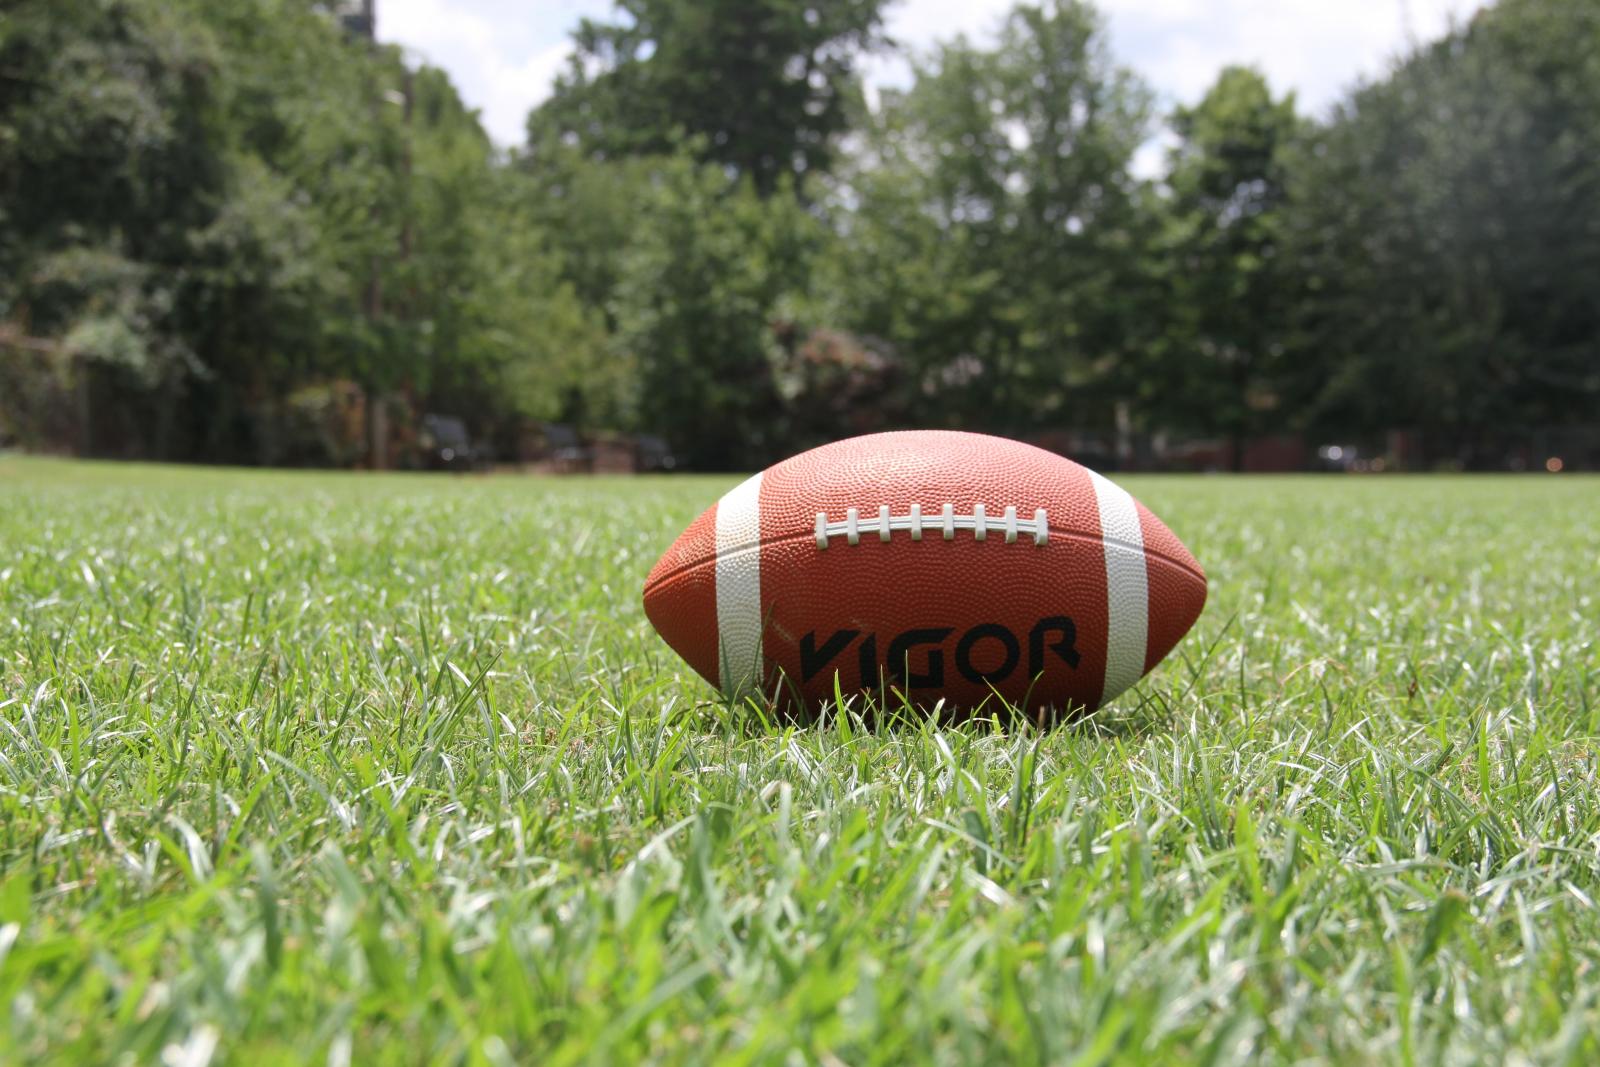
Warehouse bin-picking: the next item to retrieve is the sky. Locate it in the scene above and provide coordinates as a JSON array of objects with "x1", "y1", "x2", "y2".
[{"x1": 380, "y1": 0, "x2": 1484, "y2": 156}]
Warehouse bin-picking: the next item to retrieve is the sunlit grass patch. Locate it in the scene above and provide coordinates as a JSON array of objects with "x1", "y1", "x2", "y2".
[{"x1": 1, "y1": 459, "x2": 1598, "y2": 1064}]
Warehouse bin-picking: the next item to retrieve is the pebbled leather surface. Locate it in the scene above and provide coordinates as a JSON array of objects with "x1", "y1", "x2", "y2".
[
  {"x1": 643, "y1": 505, "x2": 721, "y2": 687},
  {"x1": 643, "y1": 430, "x2": 1206, "y2": 718}
]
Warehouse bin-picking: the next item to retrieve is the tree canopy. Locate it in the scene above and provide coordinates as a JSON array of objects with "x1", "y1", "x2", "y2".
[
  {"x1": 3, "y1": 0, "x2": 1596, "y2": 470},
  {"x1": 529, "y1": 0, "x2": 889, "y2": 196}
]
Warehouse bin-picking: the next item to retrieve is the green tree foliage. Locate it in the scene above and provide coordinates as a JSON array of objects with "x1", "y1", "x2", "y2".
[
  {"x1": 450, "y1": 168, "x2": 620, "y2": 427},
  {"x1": 817, "y1": 1, "x2": 1153, "y2": 433},
  {"x1": 0, "y1": 0, "x2": 222, "y2": 387},
  {"x1": 529, "y1": 0, "x2": 888, "y2": 196},
  {"x1": 176, "y1": 0, "x2": 388, "y2": 455},
  {"x1": 516, "y1": 143, "x2": 657, "y2": 326},
  {"x1": 5, "y1": 0, "x2": 1598, "y2": 469},
  {"x1": 1158, "y1": 67, "x2": 1302, "y2": 465},
  {"x1": 1287, "y1": 0, "x2": 1600, "y2": 450},
  {"x1": 2, "y1": 0, "x2": 605, "y2": 461},
  {"x1": 613, "y1": 158, "x2": 818, "y2": 469},
  {"x1": 1, "y1": 0, "x2": 398, "y2": 455}
]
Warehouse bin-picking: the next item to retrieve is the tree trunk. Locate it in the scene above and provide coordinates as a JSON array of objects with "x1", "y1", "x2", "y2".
[
  {"x1": 367, "y1": 389, "x2": 388, "y2": 471},
  {"x1": 75, "y1": 362, "x2": 94, "y2": 457}
]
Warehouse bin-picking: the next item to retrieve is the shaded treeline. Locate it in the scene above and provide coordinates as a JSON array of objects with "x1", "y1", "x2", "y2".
[{"x1": 2, "y1": 0, "x2": 1596, "y2": 470}]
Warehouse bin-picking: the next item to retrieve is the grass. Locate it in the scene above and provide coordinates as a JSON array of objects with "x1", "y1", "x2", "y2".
[{"x1": 1, "y1": 454, "x2": 1598, "y2": 1065}]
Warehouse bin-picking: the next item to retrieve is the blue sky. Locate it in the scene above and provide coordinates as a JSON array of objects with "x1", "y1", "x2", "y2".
[{"x1": 380, "y1": 0, "x2": 1482, "y2": 158}]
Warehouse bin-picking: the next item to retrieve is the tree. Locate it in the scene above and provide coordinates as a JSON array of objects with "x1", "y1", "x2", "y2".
[
  {"x1": 1286, "y1": 0, "x2": 1600, "y2": 459},
  {"x1": 817, "y1": 1, "x2": 1153, "y2": 435},
  {"x1": 528, "y1": 0, "x2": 888, "y2": 196},
  {"x1": 1158, "y1": 66, "x2": 1301, "y2": 467},
  {"x1": 0, "y1": 0, "x2": 415, "y2": 459},
  {"x1": 1, "y1": 0, "x2": 601, "y2": 462},
  {"x1": 445, "y1": 167, "x2": 621, "y2": 431},
  {"x1": 514, "y1": 143, "x2": 659, "y2": 327},
  {"x1": 0, "y1": 0, "x2": 223, "y2": 402},
  {"x1": 612, "y1": 156, "x2": 818, "y2": 468}
]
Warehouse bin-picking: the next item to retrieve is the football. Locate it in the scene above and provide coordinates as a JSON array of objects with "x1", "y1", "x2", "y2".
[{"x1": 642, "y1": 430, "x2": 1207, "y2": 719}]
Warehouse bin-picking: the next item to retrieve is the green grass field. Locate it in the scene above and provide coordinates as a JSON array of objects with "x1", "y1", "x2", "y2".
[{"x1": 2, "y1": 456, "x2": 1598, "y2": 1065}]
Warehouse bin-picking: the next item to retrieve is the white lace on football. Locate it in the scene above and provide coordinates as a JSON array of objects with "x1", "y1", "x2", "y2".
[{"x1": 815, "y1": 505, "x2": 1048, "y2": 548}]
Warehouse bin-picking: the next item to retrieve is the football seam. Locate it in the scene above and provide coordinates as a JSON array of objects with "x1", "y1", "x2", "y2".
[
  {"x1": 814, "y1": 504, "x2": 1051, "y2": 547},
  {"x1": 643, "y1": 526, "x2": 1205, "y2": 596}
]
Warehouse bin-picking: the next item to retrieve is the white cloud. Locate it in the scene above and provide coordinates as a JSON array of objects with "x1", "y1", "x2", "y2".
[
  {"x1": 377, "y1": 0, "x2": 1484, "y2": 147},
  {"x1": 381, "y1": 0, "x2": 596, "y2": 144},
  {"x1": 886, "y1": 0, "x2": 1016, "y2": 52},
  {"x1": 1102, "y1": 0, "x2": 1482, "y2": 116}
]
